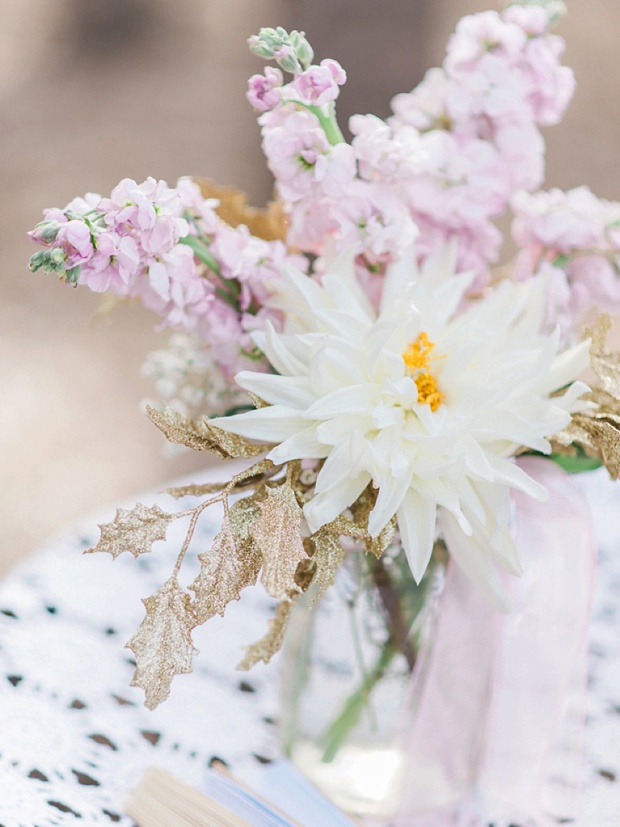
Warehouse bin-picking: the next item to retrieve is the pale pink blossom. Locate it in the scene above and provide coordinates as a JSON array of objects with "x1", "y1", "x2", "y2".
[
  {"x1": 350, "y1": 114, "x2": 426, "y2": 182},
  {"x1": 512, "y1": 187, "x2": 609, "y2": 252},
  {"x1": 262, "y1": 110, "x2": 356, "y2": 202},
  {"x1": 64, "y1": 192, "x2": 102, "y2": 215},
  {"x1": 502, "y1": 5, "x2": 550, "y2": 36},
  {"x1": 329, "y1": 180, "x2": 419, "y2": 264},
  {"x1": 445, "y1": 11, "x2": 527, "y2": 76},
  {"x1": 404, "y1": 131, "x2": 510, "y2": 225},
  {"x1": 247, "y1": 67, "x2": 283, "y2": 112},
  {"x1": 390, "y1": 68, "x2": 453, "y2": 131},
  {"x1": 79, "y1": 232, "x2": 141, "y2": 294},
  {"x1": 291, "y1": 59, "x2": 346, "y2": 107},
  {"x1": 55, "y1": 220, "x2": 94, "y2": 266}
]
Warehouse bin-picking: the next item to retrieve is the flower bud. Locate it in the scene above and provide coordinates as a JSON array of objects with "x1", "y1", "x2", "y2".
[
  {"x1": 249, "y1": 27, "x2": 316, "y2": 76},
  {"x1": 248, "y1": 34, "x2": 275, "y2": 60},
  {"x1": 33, "y1": 219, "x2": 62, "y2": 244},
  {"x1": 290, "y1": 30, "x2": 314, "y2": 69},
  {"x1": 64, "y1": 265, "x2": 81, "y2": 285},
  {"x1": 28, "y1": 250, "x2": 48, "y2": 273}
]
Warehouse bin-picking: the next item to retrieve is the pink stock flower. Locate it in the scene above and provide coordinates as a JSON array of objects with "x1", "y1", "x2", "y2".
[
  {"x1": 330, "y1": 180, "x2": 419, "y2": 264},
  {"x1": 405, "y1": 131, "x2": 510, "y2": 225},
  {"x1": 247, "y1": 67, "x2": 283, "y2": 112},
  {"x1": 56, "y1": 220, "x2": 94, "y2": 266},
  {"x1": 494, "y1": 121, "x2": 544, "y2": 192},
  {"x1": 64, "y1": 192, "x2": 102, "y2": 216},
  {"x1": 100, "y1": 177, "x2": 185, "y2": 236},
  {"x1": 390, "y1": 68, "x2": 453, "y2": 131},
  {"x1": 291, "y1": 59, "x2": 346, "y2": 107},
  {"x1": 350, "y1": 114, "x2": 426, "y2": 182},
  {"x1": 79, "y1": 232, "x2": 141, "y2": 294},
  {"x1": 512, "y1": 187, "x2": 610, "y2": 253},
  {"x1": 262, "y1": 110, "x2": 356, "y2": 202},
  {"x1": 445, "y1": 11, "x2": 527, "y2": 76},
  {"x1": 518, "y1": 35, "x2": 575, "y2": 126},
  {"x1": 502, "y1": 5, "x2": 550, "y2": 36}
]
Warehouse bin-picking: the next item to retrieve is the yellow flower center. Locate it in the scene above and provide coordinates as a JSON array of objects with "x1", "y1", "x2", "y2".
[{"x1": 402, "y1": 332, "x2": 444, "y2": 412}]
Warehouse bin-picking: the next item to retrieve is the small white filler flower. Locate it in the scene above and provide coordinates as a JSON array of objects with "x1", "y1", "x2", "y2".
[{"x1": 212, "y1": 246, "x2": 590, "y2": 605}]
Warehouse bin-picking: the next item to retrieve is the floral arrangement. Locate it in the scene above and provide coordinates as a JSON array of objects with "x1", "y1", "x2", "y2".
[{"x1": 28, "y1": 0, "x2": 620, "y2": 766}]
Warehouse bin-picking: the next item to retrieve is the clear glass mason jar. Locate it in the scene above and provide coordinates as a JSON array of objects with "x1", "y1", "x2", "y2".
[{"x1": 280, "y1": 545, "x2": 445, "y2": 822}]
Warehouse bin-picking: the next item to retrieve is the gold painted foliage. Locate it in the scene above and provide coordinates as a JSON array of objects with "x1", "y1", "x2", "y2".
[
  {"x1": 307, "y1": 528, "x2": 347, "y2": 606},
  {"x1": 237, "y1": 599, "x2": 297, "y2": 671},
  {"x1": 127, "y1": 576, "x2": 199, "y2": 710},
  {"x1": 190, "y1": 506, "x2": 262, "y2": 623},
  {"x1": 252, "y1": 483, "x2": 309, "y2": 601},
  {"x1": 147, "y1": 406, "x2": 269, "y2": 459},
  {"x1": 88, "y1": 503, "x2": 176, "y2": 559},
  {"x1": 197, "y1": 179, "x2": 288, "y2": 243},
  {"x1": 555, "y1": 316, "x2": 620, "y2": 478}
]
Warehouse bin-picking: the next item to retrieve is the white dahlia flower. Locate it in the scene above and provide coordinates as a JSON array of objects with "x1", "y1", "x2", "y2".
[{"x1": 211, "y1": 247, "x2": 590, "y2": 605}]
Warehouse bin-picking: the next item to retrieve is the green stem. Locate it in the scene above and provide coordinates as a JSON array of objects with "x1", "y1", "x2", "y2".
[
  {"x1": 179, "y1": 234, "x2": 222, "y2": 275},
  {"x1": 318, "y1": 644, "x2": 396, "y2": 763},
  {"x1": 293, "y1": 100, "x2": 345, "y2": 146}
]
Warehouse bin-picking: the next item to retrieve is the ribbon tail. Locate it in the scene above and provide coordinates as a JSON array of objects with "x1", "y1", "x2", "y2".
[
  {"x1": 395, "y1": 457, "x2": 596, "y2": 826},
  {"x1": 475, "y1": 457, "x2": 596, "y2": 824}
]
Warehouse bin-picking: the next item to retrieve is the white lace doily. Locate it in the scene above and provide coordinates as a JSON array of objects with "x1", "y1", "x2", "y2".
[{"x1": 0, "y1": 469, "x2": 619, "y2": 826}]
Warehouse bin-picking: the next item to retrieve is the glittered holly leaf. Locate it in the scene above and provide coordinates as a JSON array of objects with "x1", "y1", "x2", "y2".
[
  {"x1": 164, "y1": 459, "x2": 275, "y2": 500},
  {"x1": 147, "y1": 406, "x2": 269, "y2": 459},
  {"x1": 554, "y1": 316, "x2": 620, "y2": 478},
  {"x1": 309, "y1": 528, "x2": 347, "y2": 605},
  {"x1": 237, "y1": 599, "x2": 296, "y2": 671},
  {"x1": 251, "y1": 484, "x2": 308, "y2": 601},
  {"x1": 190, "y1": 514, "x2": 262, "y2": 623},
  {"x1": 197, "y1": 179, "x2": 288, "y2": 243},
  {"x1": 87, "y1": 503, "x2": 175, "y2": 559},
  {"x1": 127, "y1": 576, "x2": 198, "y2": 710},
  {"x1": 589, "y1": 315, "x2": 620, "y2": 398}
]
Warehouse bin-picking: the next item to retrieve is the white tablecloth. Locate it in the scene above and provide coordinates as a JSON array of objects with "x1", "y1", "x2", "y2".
[{"x1": 0, "y1": 469, "x2": 619, "y2": 826}]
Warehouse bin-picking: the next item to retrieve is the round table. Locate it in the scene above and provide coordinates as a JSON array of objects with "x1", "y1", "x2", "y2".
[{"x1": 1, "y1": 469, "x2": 620, "y2": 826}]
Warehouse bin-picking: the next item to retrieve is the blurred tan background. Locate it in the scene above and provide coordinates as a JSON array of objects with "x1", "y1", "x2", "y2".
[{"x1": 1, "y1": 0, "x2": 619, "y2": 576}]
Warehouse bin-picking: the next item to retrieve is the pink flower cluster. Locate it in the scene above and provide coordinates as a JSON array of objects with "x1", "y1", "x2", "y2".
[
  {"x1": 29, "y1": 177, "x2": 301, "y2": 380},
  {"x1": 512, "y1": 187, "x2": 620, "y2": 336},
  {"x1": 247, "y1": 6, "x2": 574, "y2": 288}
]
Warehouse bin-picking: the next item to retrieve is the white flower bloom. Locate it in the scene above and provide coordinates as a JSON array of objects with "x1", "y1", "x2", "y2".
[{"x1": 211, "y1": 247, "x2": 590, "y2": 606}]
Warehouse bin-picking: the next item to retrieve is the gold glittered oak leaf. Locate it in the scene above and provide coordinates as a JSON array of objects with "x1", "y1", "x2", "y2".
[
  {"x1": 146, "y1": 406, "x2": 269, "y2": 460},
  {"x1": 190, "y1": 504, "x2": 262, "y2": 623},
  {"x1": 126, "y1": 576, "x2": 199, "y2": 710},
  {"x1": 252, "y1": 483, "x2": 309, "y2": 601},
  {"x1": 87, "y1": 503, "x2": 176, "y2": 559}
]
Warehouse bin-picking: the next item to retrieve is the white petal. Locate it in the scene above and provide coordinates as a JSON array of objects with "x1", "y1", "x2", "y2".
[
  {"x1": 304, "y1": 384, "x2": 377, "y2": 420},
  {"x1": 235, "y1": 372, "x2": 315, "y2": 409},
  {"x1": 487, "y1": 455, "x2": 548, "y2": 501},
  {"x1": 368, "y1": 473, "x2": 413, "y2": 538},
  {"x1": 304, "y1": 472, "x2": 372, "y2": 532},
  {"x1": 396, "y1": 489, "x2": 437, "y2": 583},
  {"x1": 210, "y1": 406, "x2": 308, "y2": 443},
  {"x1": 269, "y1": 425, "x2": 331, "y2": 464}
]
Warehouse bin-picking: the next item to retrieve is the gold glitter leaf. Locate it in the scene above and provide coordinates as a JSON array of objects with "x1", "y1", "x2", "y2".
[
  {"x1": 190, "y1": 517, "x2": 262, "y2": 624},
  {"x1": 309, "y1": 529, "x2": 347, "y2": 605},
  {"x1": 197, "y1": 179, "x2": 288, "y2": 242},
  {"x1": 252, "y1": 484, "x2": 309, "y2": 601},
  {"x1": 555, "y1": 316, "x2": 620, "y2": 478},
  {"x1": 126, "y1": 576, "x2": 198, "y2": 710},
  {"x1": 147, "y1": 406, "x2": 269, "y2": 459},
  {"x1": 87, "y1": 503, "x2": 175, "y2": 559},
  {"x1": 164, "y1": 481, "x2": 229, "y2": 500},
  {"x1": 164, "y1": 460, "x2": 277, "y2": 500},
  {"x1": 237, "y1": 599, "x2": 296, "y2": 671}
]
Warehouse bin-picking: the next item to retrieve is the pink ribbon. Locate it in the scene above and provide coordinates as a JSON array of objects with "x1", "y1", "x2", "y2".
[{"x1": 395, "y1": 457, "x2": 596, "y2": 826}]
